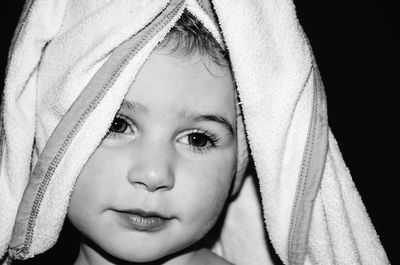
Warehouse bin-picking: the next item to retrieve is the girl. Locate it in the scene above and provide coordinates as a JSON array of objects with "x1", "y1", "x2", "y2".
[{"x1": 0, "y1": 0, "x2": 389, "y2": 264}]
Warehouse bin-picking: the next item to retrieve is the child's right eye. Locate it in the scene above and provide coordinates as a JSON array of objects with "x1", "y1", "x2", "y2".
[
  {"x1": 109, "y1": 117, "x2": 128, "y2": 133},
  {"x1": 105, "y1": 115, "x2": 135, "y2": 139}
]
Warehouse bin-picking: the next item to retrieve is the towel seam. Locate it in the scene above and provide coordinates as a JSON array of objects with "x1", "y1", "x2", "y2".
[
  {"x1": 288, "y1": 60, "x2": 329, "y2": 265},
  {"x1": 288, "y1": 65, "x2": 315, "y2": 265}
]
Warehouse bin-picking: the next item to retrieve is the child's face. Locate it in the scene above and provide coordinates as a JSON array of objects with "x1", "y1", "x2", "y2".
[{"x1": 67, "y1": 49, "x2": 237, "y2": 263}]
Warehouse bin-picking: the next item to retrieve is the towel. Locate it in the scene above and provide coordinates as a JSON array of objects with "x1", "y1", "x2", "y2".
[{"x1": 0, "y1": 0, "x2": 389, "y2": 264}]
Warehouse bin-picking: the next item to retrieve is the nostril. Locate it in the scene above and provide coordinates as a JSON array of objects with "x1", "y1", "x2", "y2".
[
  {"x1": 131, "y1": 181, "x2": 148, "y2": 190},
  {"x1": 154, "y1": 185, "x2": 170, "y2": 192}
]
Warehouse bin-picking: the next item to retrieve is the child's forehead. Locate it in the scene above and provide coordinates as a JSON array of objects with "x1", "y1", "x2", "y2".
[
  {"x1": 124, "y1": 49, "x2": 237, "y2": 120},
  {"x1": 130, "y1": 48, "x2": 234, "y2": 94}
]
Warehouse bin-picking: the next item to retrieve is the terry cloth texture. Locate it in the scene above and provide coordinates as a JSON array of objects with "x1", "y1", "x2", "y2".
[{"x1": 0, "y1": 0, "x2": 389, "y2": 264}]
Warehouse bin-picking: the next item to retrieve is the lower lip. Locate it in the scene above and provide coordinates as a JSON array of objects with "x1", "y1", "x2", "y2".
[{"x1": 117, "y1": 212, "x2": 170, "y2": 232}]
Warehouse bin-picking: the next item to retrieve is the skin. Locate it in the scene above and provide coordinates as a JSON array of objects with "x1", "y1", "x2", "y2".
[{"x1": 67, "y1": 47, "x2": 237, "y2": 265}]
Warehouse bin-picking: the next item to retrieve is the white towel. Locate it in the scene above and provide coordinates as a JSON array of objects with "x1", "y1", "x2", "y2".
[{"x1": 0, "y1": 0, "x2": 389, "y2": 264}]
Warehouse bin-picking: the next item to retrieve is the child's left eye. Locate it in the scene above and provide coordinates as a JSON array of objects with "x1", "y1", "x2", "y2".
[
  {"x1": 188, "y1": 133, "x2": 211, "y2": 147},
  {"x1": 178, "y1": 130, "x2": 219, "y2": 153}
]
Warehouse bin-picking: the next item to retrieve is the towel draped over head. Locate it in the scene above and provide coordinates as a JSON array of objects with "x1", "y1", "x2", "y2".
[{"x1": 0, "y1": 0, "x2": 389, "y2": 264}]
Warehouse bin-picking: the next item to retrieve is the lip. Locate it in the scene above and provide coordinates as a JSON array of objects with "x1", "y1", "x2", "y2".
[{"x1": 115, "y1": 209, "x2": 172, "y2": 232}]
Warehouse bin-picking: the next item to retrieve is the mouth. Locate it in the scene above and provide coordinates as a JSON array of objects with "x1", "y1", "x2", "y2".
[{"x1": 115, "y1": 209, "x2": 173, "y2": 232}]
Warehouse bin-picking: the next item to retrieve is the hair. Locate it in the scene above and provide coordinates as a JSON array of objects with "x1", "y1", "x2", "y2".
[{"x1": 158, "y1": 10, "x2": 228, "y2": 66}]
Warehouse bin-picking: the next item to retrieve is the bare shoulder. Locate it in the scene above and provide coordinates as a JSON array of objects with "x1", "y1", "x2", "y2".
[{"x1": 194, "y1": 248, "x2": 234, "y2": 265}]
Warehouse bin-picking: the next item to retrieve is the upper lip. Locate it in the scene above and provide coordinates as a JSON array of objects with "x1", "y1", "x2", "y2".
[{"x1": 116, "y1": 208, "x2": 172, "y2": 219}]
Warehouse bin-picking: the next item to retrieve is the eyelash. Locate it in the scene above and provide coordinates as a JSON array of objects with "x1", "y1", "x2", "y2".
[{"x1": 105, "y1": 114, "x2": 220, "y2": 153}]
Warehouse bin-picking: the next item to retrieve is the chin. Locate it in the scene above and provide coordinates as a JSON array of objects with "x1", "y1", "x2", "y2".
[{"x1": 100, "y1": 240, "x2": 178, "y2": 263}]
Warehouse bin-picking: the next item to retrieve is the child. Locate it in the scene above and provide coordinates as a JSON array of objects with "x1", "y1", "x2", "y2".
[
  {"x1": 66, "y1": 11, "x2": 244, "y2": 265},
  {"x1": 0, "y1": 0, "x2": 389, "y2": 265}
]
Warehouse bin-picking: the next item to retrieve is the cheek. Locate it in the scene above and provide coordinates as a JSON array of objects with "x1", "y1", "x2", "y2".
[
  {"x1": 177, "y1": 152, "x2": 236, "y2": 232},
  {"x1": 68, "y1": 150, "x2": 123, "y2": 219},
  {"x1": 181, "y1": 154, "x2": 235, "y2": 197}
]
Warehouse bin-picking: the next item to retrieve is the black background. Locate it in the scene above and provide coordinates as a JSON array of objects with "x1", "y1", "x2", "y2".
[{"x1": 1, "y1": 1, "x2": 397, "y2": 264}]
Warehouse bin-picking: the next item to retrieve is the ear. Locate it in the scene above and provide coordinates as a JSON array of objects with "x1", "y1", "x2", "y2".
[{"x1": 231, "y1": 109, "x2": 249, "y2": 196}]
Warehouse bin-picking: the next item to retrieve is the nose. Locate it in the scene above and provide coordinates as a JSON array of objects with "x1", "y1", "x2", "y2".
[{"x1": 127, "y1": 142, "x2": 175, "y2": 192}]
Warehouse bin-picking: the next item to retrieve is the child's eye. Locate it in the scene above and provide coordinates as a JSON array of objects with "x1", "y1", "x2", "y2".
[
  {"x1": 178, "y1": 130, "x2": 219, "y2": 153},
  {"x1": 109, "y1": 117, "x2": 128, "y2": 133},
  {"x1": 105, "y1": 115, "x2": 135, "y2": 139}
]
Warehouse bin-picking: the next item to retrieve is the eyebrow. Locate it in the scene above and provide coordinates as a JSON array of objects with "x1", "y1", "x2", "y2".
[
  {"x1": 186, "y1": 113, "x2": 235, "y2": 135},
  {"x1": 120, "y1": 100, "x2": 149, "y2": 113}
]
